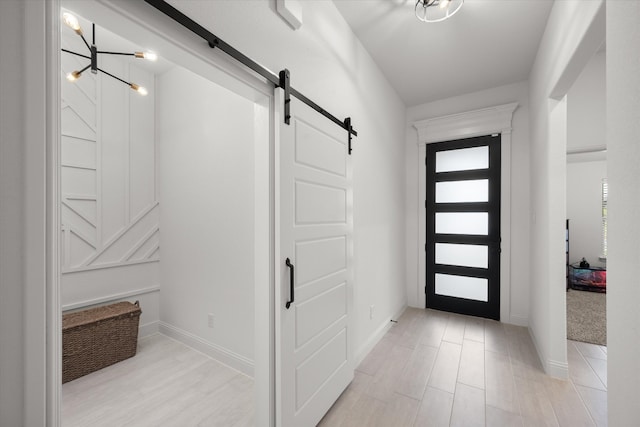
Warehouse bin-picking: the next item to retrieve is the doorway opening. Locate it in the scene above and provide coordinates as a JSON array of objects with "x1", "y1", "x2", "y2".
[
  {"x1": 57, "y1": 1, "x2": 273, "y2": 424},
  {"x1": 565, "y1": 48, "x2": 607, "y2": 348},
  {"x1": 425, "y1": 134, "x2": 501, "y2": 320},
  {"x1": 414, "y1": 102, "x2": 516, "y2": 323},
  {"x1": 564, "y1": 46, "x2": 607, "y2": 393}
]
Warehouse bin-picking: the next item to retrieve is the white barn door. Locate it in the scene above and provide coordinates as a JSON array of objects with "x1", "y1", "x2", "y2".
[{"x1": 276, "y1": 89, "x2": 354, "y2": 426}]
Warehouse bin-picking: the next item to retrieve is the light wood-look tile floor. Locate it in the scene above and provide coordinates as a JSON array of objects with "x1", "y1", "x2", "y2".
[
  {"x1": 62, "y1": 309, "x2": 606, "y2": 427},
  {"x1": 319, "y1": 307, "x2": 607, "y2": 427},
  {"x1": 62, "y1": 334, "x2": 254, "y2": 427}
]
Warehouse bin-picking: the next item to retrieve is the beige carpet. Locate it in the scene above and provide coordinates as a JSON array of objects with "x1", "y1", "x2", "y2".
[{"x1": 566, "y1": 289, "x2": 606, "y2": 346}]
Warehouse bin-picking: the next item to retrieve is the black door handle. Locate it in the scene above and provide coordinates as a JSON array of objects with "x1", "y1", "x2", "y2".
[{"x1": 285, "y1": 258, "x2": 294, "y2": 309}]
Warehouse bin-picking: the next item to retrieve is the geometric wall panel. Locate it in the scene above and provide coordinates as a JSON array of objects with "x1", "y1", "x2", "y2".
[{"x1": 61, "y1": 35, "x2": 158, "y2": 273}]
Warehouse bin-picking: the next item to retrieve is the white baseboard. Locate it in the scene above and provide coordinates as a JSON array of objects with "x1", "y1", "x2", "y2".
[
  {"x1": 528, "y1": 326, "x2": 546, "y2": 374},
  {"x1": 355, "y1": 304, "x2": 407, "y2": 368},
  {"x1": 508, "y1": 314, "x2": 529, "y2": 327},
  {"x1": 527, "y1": 326, "x2": 568, "y2": 379},
  {"x1": 391, "y1": 304, "x2": 409, "y2": 324},
  {"x1": 158, "y1": 322, "x2": 254, "y2": 378},
  {"x1": 138, "y1": 321, "x2": 159, "y2": 339},
  {"x1": 547, "y1": 358, "x2": 569, "y2": 379}
]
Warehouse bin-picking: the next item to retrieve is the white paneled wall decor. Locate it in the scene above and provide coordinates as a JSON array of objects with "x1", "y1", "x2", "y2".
[
  {"x1": 61, "y1": 18, "x2": 159, "y2": 330},
  {"x1": 61, "y1": 61, "x2": 158, "y2": 271}
]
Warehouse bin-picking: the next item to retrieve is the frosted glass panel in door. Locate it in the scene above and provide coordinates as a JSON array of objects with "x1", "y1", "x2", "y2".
[
  {"x1": 435, "y1": 273, "x2": 488, "y2": 302},
  {"x1": 435, "y1": 243, "x2": 488, "y2": 268},
  {"x1": 436, "y1": 179, "x2": 488, "y2": 203},
  {"x1": 435, "y1": 212, "x2": 488, "y2": 235},
  {"x1": 435, "y1": 146, "x2": 488, "y2": 173}
]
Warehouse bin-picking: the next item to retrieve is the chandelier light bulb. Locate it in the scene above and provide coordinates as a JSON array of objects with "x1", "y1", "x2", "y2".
[
  {"x1": 66, "y1": 71, "x2": 82, "y2": 82},
  {"x1": 62, "y1": 12, "x2": 83, "y2": 35},
  {"x1": 62, "y1": 14, "x2": 155, "y2": 97},
  {"x1": 130, "y1": 83, "x2": 148, "y2": 96},
  {"x1": 135, "y1": 51, "x2": 158, "y2": 61},
  {"x1": 440, "y1": 0, "x2": 451, "y2": 9}
]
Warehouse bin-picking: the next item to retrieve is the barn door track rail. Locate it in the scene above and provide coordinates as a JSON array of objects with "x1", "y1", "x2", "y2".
[{"x1": 144, "y1": 0, "x2": 358, "y2": 154}]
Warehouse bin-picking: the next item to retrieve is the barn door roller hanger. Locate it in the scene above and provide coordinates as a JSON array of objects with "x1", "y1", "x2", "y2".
[{"x1": 144, "y1": 0, "x2": 358, "y2": 154}]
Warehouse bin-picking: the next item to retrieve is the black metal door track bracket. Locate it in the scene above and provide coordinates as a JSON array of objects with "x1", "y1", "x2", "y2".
[
  {"x1": 344, "y1": 117, "x2": 353, "y2": 155},
  {"x1": 279, "y1": 69, "x2": 291, "y2": 125}
]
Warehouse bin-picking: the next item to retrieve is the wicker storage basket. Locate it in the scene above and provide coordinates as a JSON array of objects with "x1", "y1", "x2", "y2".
[{"x1": 62, "y1": 301, "x2": 142, "y2": 383}]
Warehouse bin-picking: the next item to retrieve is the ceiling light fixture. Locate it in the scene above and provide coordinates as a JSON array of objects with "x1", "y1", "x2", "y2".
[
  {"x1": 61, "y1": 12, "x2": 156, "y2": 96},
  {"x1": 415, "y1": 0, "x2": 464, "y2": 23}
]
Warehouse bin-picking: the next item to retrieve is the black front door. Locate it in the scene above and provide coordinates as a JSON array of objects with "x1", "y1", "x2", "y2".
[{"x1": 425, "y1": 134, "x2": 501, "y2": 320}]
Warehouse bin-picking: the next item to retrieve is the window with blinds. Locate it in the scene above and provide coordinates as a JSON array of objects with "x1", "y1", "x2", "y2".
[{"x1": 602, "y1": 178, "x2": 608, "y2": 258}]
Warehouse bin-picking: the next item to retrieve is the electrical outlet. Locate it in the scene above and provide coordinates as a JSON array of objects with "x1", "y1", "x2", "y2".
[
  {"x1": 208, "y1": 313, "x2": 215, "y2": 328},
  {"x1": 369, "y1": 305, "x2": 375, "y2": 320}
]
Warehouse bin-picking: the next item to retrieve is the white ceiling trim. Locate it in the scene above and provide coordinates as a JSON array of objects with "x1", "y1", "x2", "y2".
[{"x1": 413, "y1": 102, "x2": 519, "y2": 145}]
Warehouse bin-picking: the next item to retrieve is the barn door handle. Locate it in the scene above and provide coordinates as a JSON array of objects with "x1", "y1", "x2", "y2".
[{"x1": 285, "y1": 258, "x2": 295, "y2": 309}]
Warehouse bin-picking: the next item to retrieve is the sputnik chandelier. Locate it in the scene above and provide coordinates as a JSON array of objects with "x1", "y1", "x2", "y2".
[
  {"x1": 61, "y1": 12, "x2": 157, "y2": 96},
  {"x1": 415, "y1": 0, "x2": 464, "y2": 23}
]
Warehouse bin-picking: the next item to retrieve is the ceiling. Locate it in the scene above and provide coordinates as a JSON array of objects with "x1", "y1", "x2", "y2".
[{"x1": 332, "y1": 0, "x2": 554, "y2": 107}]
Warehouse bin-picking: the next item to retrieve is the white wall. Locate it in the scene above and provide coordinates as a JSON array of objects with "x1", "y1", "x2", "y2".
[
  {"x1": 152, "y1": 0, "x2": 407, "y2": 360},
  {"x1": 528, "y1": 0, "x2": 605, "y2": 377},
  {"x1": 566, "y1": 160, "x2": 606, "y2": 267},
  {"x1": 607, "y1": 1, "x2": 640, "y2": 424},
  {"x1": 60, "y1": 15, "x2": 160, "y2": 336},
  {"x1": 405, "y1": 81, "x2": 531, "y2": 325},
  {"x1": 157, "y1": 66, "x2": 256, "y2": 366},
  {"x1": 567, "y1": 50, "x2": 606, "y2": 153},
  {"x1": 0, "y1": 2, "x2": 25, "y2": 425}
]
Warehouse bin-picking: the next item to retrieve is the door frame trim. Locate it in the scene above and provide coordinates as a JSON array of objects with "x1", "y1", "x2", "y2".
[{"x1": 413, "y1": 102, "x2": 518, "y2": 323}]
